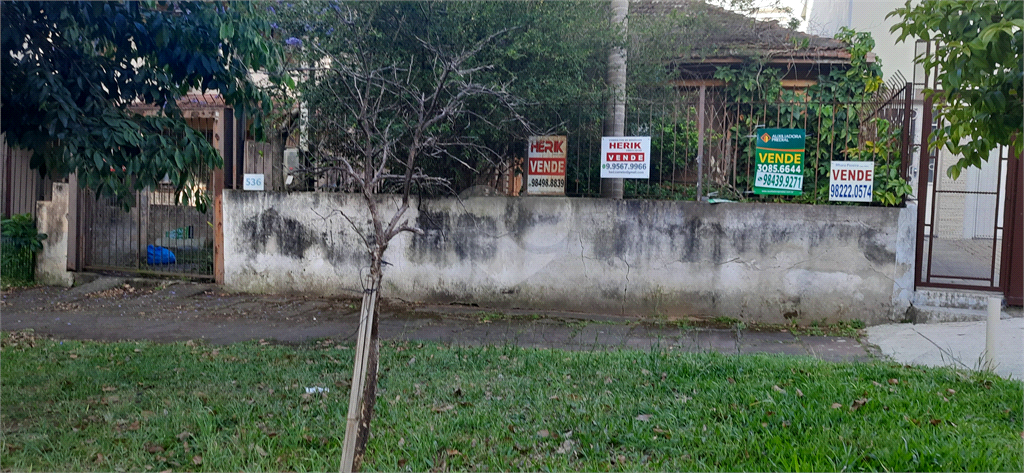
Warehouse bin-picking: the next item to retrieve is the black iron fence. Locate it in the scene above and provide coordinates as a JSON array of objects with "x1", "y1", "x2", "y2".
[{"x1": 239, "y1": 83, "x2": 913, "y2": 206}]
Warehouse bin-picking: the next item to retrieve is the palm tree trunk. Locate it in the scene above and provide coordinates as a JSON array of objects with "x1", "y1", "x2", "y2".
[{"x1": 601, "y1": 0, "x2": 628, "y2": 199}]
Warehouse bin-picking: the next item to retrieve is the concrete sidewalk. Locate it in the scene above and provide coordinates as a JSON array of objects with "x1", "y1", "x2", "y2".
[
  {"x1": 1, "y1": 277, "x2": 1021, "y2": 378},
  {"x1": 867, "y1": 318, "x2": 1024, "y2": 380}
]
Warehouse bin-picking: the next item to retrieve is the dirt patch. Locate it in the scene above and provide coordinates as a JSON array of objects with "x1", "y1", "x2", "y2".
[{"x1": 87, "y1": 283, "x2": 155, "y2": 299}]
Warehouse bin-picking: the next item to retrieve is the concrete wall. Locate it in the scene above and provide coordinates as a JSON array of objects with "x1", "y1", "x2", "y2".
[
  {"x1": 35, "y1": 183, "x2": 74, "y2": 287},
  {"x1": 223, "y1": 191, "x2": 915, "y2": 325}
]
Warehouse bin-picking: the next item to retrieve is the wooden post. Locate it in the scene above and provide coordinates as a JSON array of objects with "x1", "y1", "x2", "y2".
[{"x1": 340, "y1": 276, "x2": 378, "y2": 473}]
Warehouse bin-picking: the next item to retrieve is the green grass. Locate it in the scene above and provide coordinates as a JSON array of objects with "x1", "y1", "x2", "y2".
[{"x1": 2, "y1": 331, "x2": 1021, "y2": 472}]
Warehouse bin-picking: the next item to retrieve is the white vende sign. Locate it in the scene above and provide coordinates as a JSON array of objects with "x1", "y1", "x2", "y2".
[
  {"x1": 601, "y1": 136, "x2": 651, "y2": 179},
  {"x1": 829, "y1": 161, "x2": 874, "y2": 202}
]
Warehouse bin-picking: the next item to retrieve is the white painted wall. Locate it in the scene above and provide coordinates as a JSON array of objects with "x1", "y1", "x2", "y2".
[
  {"x1": 223, "y1": 191, "x2": 916, "y2": 325},
  {"x1": 807, "y1": 0, "x2": 920, "y2": 82}
]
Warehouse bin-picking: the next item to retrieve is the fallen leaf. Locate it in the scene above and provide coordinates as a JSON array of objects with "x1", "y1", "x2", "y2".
[
  {"x1": 70, "y1": 354, "x2": 79, "y2": 359},
  {"x1": 850, "y1": 398, "x2": 868, "y2": 412},
  {"x1": 398, "y1": 458, "x2": 407, "y2": 467},
  {"x1": 255, "y1": 445, "x2": 268, "y2": 457},
  {"x1": 176, "y1": 431, "x2": 191, "y2": 441},
  {"x1": 795, "y1": 388, "x2": 804, "y2": 397},
  {"x1": 146, "y1": 444, "x2": 164, "y2": 454},
  {"x1": 641, "y1": 369, "x2": 651, "y2": 375},
  {"x1": 761, "y1": 422, "x2": 768, "y2": 427},
  {"x1": 556, "y1": 439, "x2": 574, "y2": 454},
  {"x1": 128, "y1": 420, "x2": 141, "y2": 431},
  {"x1": 652, "y1": 427, "x2": 671, "y2": 438},
  {"x1": 549, "y1": 395, "x2": 560, "y2": 400},
  {"x1": 888, "y1": 378, "x2": 899, "y2": 385},
  {"x1": 635, "y1": 414, "x2": 652, "y2": 422},
  {"x1": 727, "y1": 377, "x2": 735, "y2": 384},
  {"x1": 871, "y1": 381, "x2": 883, "y2": 387},
  {"x1": 446, "y1": 448, "x2": 461, "y2": 456},
  {"x1": 772, "y1": 385, "x2": 785, "y2": 394},
  {"x1": 537, "y1": 429, "x2": 550, "y2": 438},
  {"x1": 94, "y1": 453, "x2": 105, "y2": 463},
  {"x1": 431, "y1": 404, "x2": 455, "y2": 413},
  {"x1": 617, "y1": 455, "x2": 627, "y2": 463},
  {"x1": 831, "y1": 403, "x2": 842, "y2": 409},
  {"x1": 102, "y1": 386, "x2": 117, "y2": 392},
  {"x1": 946, "y1": 388, "x2": 956, "y2": 395},
  {"x1": 192, "y1": 455, "x2": 203, "y2": 465}
]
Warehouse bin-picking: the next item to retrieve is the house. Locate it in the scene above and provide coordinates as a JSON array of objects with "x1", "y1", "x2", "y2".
[{"x1": 632, "y1": 0, "x2": 867, "y2": 90}]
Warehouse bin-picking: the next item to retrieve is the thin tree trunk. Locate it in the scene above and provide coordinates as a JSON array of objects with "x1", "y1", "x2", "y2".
[{"x1": 602, "y1": 0, "x2": 628, "y2": 199}]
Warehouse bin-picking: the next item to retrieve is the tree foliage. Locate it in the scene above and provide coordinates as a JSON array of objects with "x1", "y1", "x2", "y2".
[
  {"x1": 888, "y1": 0, "x2": 1023, "y2": 179},
  {"x1": 267, "y1": 0, "x2": 613, "y2": 193},
  {"x1": 1, "y1": 1, "x2": 285, "y2": 209}
]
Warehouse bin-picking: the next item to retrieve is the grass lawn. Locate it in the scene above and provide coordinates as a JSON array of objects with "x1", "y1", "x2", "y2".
[{"x1": 1, "y1": 330, "x2": 1021, "y2": 472}]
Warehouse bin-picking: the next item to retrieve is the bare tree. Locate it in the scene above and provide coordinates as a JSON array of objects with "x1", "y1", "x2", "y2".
[{"x1": 286, "y1": 5, "x2": 531, "y2": 472}]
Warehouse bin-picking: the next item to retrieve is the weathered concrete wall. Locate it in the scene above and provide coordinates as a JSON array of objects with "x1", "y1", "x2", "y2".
[
  {"x1": 35, "y1": 183, "x2": 74, "y2": 287},
  {"x1": 223, "y1": 191, "x2": 914, "y2": 325}
]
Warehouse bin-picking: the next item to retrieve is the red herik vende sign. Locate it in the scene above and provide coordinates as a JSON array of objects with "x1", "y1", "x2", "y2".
[{"x1": 527, "y1": 136, "x2": 567, "y2": 195}]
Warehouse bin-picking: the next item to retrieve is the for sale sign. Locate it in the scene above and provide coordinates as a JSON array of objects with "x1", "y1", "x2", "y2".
[
  {"x1": 527, "y1": 136, "x2": 567, "y2": 196},
  {"x1": 601, "y1": 136, "x2": 651, "y2": 179},
  {"x1": 753, "y1": 129, "x2": 805, "y2": 196},
  {"x1": 829, "y1": 161, "x2": 874, "y2": 202}
]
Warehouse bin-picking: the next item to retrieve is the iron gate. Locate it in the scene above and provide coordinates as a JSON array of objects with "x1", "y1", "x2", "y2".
[
  {"x1": 915, "y1": 100, "x2": 1016, "y2": 292},
  {"x1": 80, "y1": 170, "x2": 216, "y2": 279}
]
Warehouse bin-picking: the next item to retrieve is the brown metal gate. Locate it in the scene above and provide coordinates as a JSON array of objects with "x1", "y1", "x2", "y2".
[
  {"x1": 79, "y1": 170, "x2": 217, "y2": 279},
  {"x1": 1000, "y1": 145, "x2": 1023, "y2": 305},
  {"x1": 915, "y1": 99, "x2": 1020, "y2": 297}
]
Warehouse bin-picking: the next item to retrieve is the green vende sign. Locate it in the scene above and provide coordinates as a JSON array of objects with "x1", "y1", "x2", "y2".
[{"x1": 753, "y1": 128, "x2": 805, "y2": 196}]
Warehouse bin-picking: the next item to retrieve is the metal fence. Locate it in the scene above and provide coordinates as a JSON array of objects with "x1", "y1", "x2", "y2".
[
  {"x1": 2, "y1": 136, "x2": 53, "y2": 218},
  {"x1": 528, "y1": 84, "x2": 913, "y2": 203},
  {"x1": 246, "y1": 83, "x2": 912, "y2": 205}
]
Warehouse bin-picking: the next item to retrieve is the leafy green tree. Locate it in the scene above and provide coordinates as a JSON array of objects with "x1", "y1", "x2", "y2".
[
  {"x1": 268, "y1": 0, "x2": 613, "y2": 194},
  {"x1": 1, "y1": 1, "x2": 286, "y2": 209},
  {"x1": 888, "y1": 0, "x2": 1023, "y2": 178}
]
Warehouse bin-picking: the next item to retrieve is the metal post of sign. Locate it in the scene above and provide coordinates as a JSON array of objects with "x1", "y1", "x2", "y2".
[{"x1": 697, "y1": 85, "x2": 706, "y2": 202}]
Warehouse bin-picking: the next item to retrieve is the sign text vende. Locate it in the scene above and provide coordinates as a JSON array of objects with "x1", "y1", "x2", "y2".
[
  {"x1": 606, "y1": 153, "x2": 645, "y2": 162},
  {"x1": 529, "y1": 158, "x2": 566, "y2": 175}
]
